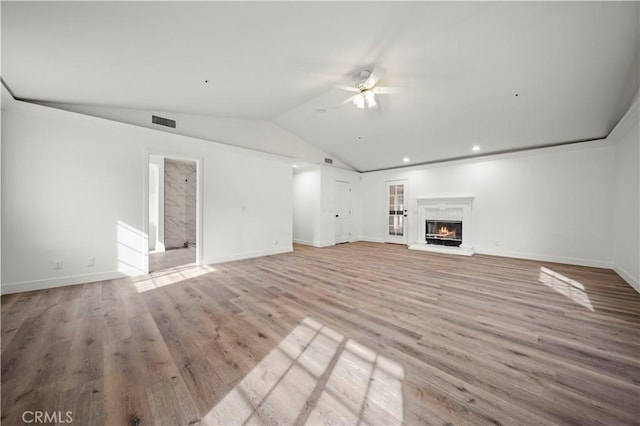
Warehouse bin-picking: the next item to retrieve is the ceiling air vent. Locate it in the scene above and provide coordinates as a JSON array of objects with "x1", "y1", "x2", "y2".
[
  {"x1": 324, "y1": 157, "x2": 333, "y2": 165},
  {"x1": 152, "y1": 115, "x2": 176, "y2": 128}
]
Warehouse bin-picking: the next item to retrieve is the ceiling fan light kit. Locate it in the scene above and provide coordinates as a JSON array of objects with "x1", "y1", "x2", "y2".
[
  {"x1": 352, "y1": 89, "x2": 377, "y2": 109},
  {"x1": 343, "y1": 68, "x2": 395, "y2": 109},
  {"x1": 365, "y1": 90, "x2": 376, "y2": 107}
]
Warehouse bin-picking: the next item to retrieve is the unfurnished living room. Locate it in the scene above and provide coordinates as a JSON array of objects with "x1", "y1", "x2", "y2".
[{"x1": 1, "y1": 1, "x2": 639, "y2": 425}]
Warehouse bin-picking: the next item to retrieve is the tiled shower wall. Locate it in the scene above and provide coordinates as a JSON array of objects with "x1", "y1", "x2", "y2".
[{"x1": 164, "y1": 159, "x2": 197, "y2": 249}]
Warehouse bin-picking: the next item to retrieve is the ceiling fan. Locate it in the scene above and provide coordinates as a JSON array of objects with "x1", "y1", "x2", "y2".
[{"x1": 337, "y1": 68, "x2": 400, "y2": 109}]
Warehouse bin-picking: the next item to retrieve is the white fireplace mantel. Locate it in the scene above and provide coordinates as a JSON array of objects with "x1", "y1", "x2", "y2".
[{"x1": 409, "y1": 195, "x2": 475, "y2": 256}]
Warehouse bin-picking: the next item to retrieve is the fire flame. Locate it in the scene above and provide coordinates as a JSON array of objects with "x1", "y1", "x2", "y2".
[{"x1": 437, "y1": 226, "x2": 456, "y2": 238}]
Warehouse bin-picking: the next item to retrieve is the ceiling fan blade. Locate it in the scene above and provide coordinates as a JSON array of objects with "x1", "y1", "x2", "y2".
[
  {"x1": 374, "y1": 95, "x2": 384, "y2": 114},
  {"x1": 364, "y1": 67, "x2": 386, "y2": 89},
  {"x1": 328, "y1": 94, "x2": 359, "y2": 110},
  {"x1": 340, "y1": 94, "x2": 358, "y2": 105},
  {"x1": 373, "y1": 86, "x2": 401, "y2": 95},
  {"x1": 335, "y1": 85, "x2": 359, "y2": 93}
]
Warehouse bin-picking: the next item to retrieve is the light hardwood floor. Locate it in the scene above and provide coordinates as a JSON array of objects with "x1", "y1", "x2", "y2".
[{"x1": 2, "y1": 242, "x2": 639, "y2": 425}]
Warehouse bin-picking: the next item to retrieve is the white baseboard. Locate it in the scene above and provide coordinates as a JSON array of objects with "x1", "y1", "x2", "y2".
[
  {"x1": 475, "y1": 247, "x2": 613, "y2": 269},
  {"x1": 613, "y1": 263, "x2": 640, "y2": 294},
  {"x1": 7, "y1": 245, "x2": 634, "y2": 297},
  {"x1": 293, "y1": 239, "x2": 334, "y2": 248},
  {"x1": 358, "y1": 236, "x2": 385, "y2": 243},
  {"x1": 2, "y1": 247, "x2": 293, "y2": 295},
  {"x1": 1, "y1": 268, "x2": 143, "y2": 295},
  {"x1": 204, "y1": 245, "x2": 293, "y2": 264}
]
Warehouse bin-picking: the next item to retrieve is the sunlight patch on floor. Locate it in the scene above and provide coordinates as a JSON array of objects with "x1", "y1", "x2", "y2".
[
  {"x1": 308, "y1": 339, "x2": 404, "y2": 425},
  {"x1": 133, "y1": 264, "x2": 216, "y2": 293},
  {"x1": 539, "y1": 266, "x2": 594, "y2": 311},
  {"x1": 202, "y1": 317, "x2": 405, "y2": 425}
]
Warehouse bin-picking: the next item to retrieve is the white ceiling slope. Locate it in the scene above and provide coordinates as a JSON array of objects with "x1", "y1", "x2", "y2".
[
  {"x1": 2, "y1": 1, "x2": 638, "y2": 172},
  {"x1": 35, "y1": 101, "x2": 354, "y2": 170}
]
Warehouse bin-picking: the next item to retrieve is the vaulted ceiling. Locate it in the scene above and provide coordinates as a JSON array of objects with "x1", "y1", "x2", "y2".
[{"x1": 2, "y1": 1, "x2": 638, "y2": 171}]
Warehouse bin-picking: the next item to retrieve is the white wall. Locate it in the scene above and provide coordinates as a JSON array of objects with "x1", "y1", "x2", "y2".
[
  {"x1": 292, "y1": 165, "x2": 361, "y2": 247},
  {"x1": 612, "y1": 103, "x2": 640, "y2": 291},
  {"x1": 1, "y1": 95, "x2": 293, "y2": 294},
  {"x1": 361, "y1": 141, "x2": 615, "y2": 268},
  {"x1": 3, "y1": 85, "x2": 636, "y2": 294}
]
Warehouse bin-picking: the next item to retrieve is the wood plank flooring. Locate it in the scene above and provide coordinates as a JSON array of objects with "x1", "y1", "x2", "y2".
[{"x1": 2, "y1": 242, "x2": 639, "y2": 425}]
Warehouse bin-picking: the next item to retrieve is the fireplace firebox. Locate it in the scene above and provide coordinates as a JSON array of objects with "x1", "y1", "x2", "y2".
[{"x1": 426, "y1": 220, "x2": 462, "y2": 247}]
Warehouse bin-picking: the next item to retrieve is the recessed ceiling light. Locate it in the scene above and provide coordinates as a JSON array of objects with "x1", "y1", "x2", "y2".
[
  {"x1": 292, "y1": 164, "x2": 298, "y2": 168},
  {"x1": 472, "y1": 145, "x2": 480, "y2": 152},
  {"x1": 403, "y1": 157, "x2": 410, "y2": 162}
]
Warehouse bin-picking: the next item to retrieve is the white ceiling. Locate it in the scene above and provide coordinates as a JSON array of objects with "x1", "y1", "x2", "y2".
[{"x1": 2, "y1": 1, "x2": 638, "y2": 171}]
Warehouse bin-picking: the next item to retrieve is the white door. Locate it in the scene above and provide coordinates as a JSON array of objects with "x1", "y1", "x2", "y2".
[
  {"x1": 385, "y1": 180, "x2": 408, "y2": 244},
  {"x1": 335, "y1": 181, "x2": 351, "y2": 244}
]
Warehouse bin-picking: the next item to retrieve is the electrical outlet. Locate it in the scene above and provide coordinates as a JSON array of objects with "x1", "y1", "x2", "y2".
[
  {"x1": 54, "y1": 260, "x2": 63, "y2": 270},
  {"x1": 87, "y1": 257, "x2": 95, "y2": 267},
  {"x1": 495, "y1": 240, "x2": 501, "y2": 247},
  {"x1": 274, "y1": 239, "x2": 278, "y2": 246}
]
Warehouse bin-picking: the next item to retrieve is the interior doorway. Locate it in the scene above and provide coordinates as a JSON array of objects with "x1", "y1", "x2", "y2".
[{"x1": 148, "y1": 155, "x2": 200, "y2": 272}]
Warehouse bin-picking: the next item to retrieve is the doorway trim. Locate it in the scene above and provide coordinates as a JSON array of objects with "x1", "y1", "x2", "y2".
[{"x1": 143, "y1": 150, "x2": 203, "y2": 273}]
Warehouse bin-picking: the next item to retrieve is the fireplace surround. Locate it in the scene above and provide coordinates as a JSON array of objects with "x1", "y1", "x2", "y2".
[{"x1": 409, "y1": 196, "x2": 474, "y2": 256}]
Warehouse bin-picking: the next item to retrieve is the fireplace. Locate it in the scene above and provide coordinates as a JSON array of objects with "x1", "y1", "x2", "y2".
[
  {"x1": 426, "y1": 220, "x2": 462, "y2": 247},
  {"x1": 409, "y1": 195, "x2": 474, "y2": 256}
]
